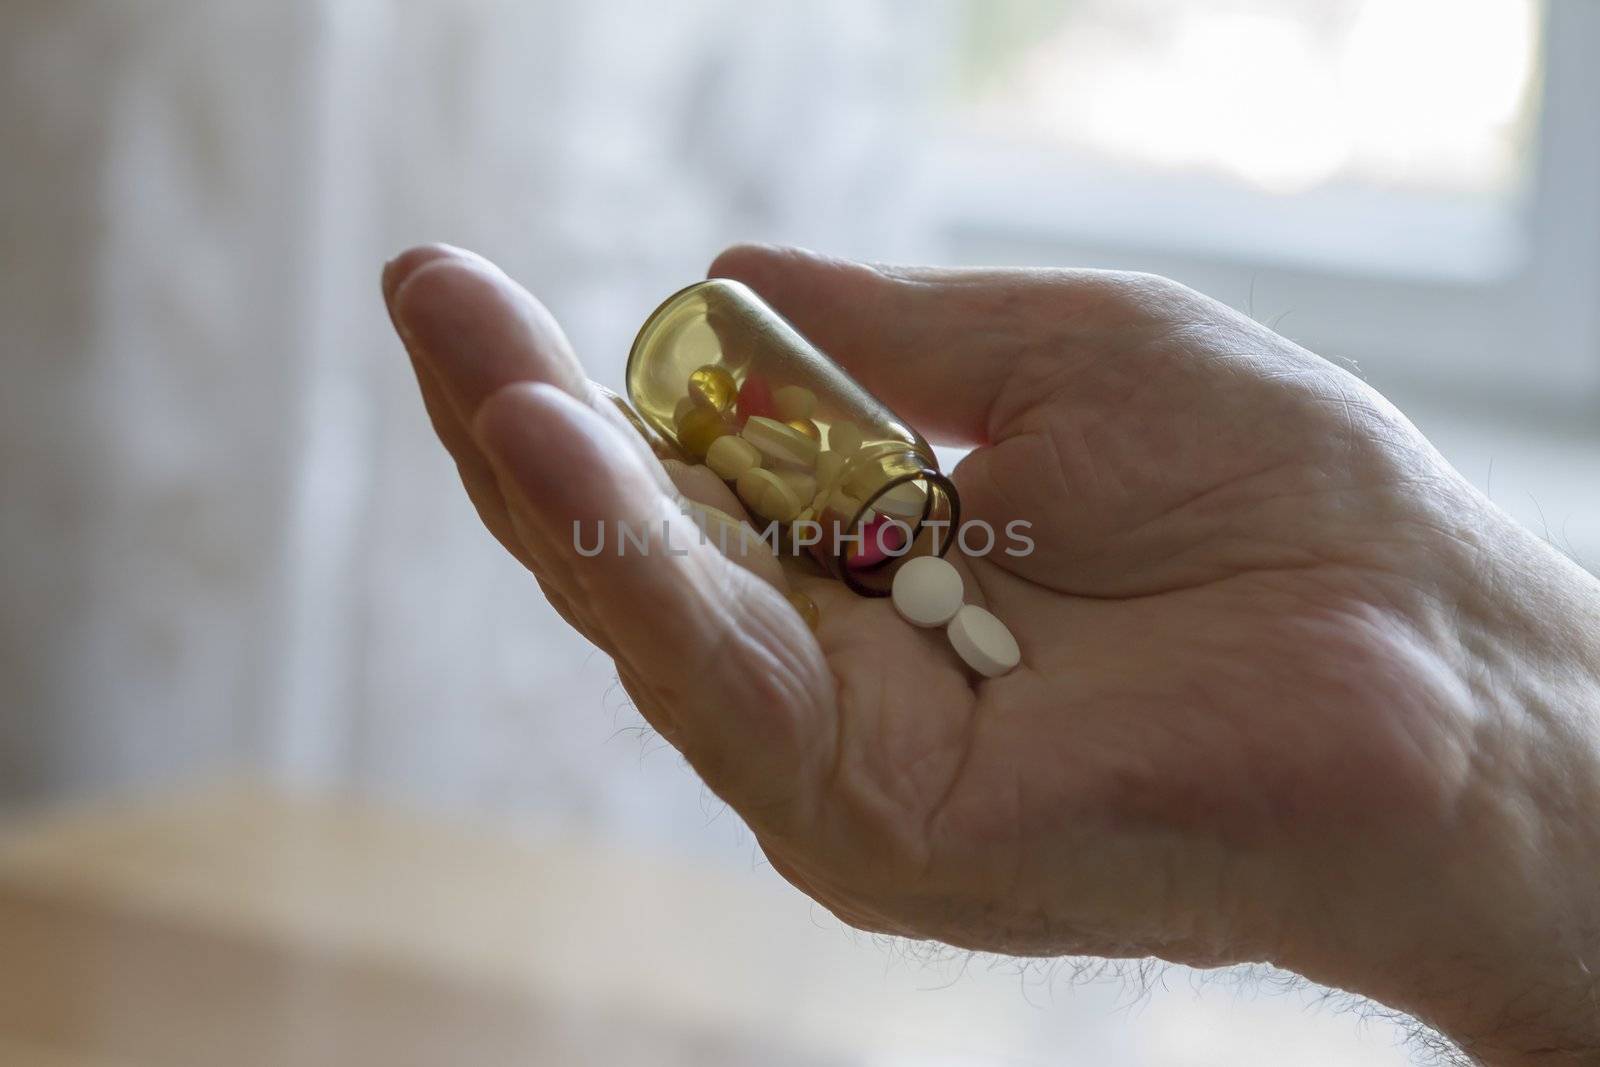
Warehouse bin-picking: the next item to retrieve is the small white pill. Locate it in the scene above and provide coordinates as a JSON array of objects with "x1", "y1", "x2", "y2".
[
  {"x1": 946, "y1": 604, "x2": 1020, "y2": 678},
  {"x1": 827, "y1": 420, "x2": 863, "y2": 455},
  {"x1": 773, "y1": 385, "x2": 817, "y2": 421},
  {"x1": 705, "y1": 435, "x2": 760, "y2": 481},
  {"x1": 742, "y1": 416, "x2": 820, "y2": 469},
  {"x1": 891, "y1": 556, "x2": 964, "y2": 628}
]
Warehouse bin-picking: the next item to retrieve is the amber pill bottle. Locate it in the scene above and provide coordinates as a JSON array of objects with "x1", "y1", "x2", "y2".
[{"x1": 625, "y1": 279, "x2": 959, "y2": 596}]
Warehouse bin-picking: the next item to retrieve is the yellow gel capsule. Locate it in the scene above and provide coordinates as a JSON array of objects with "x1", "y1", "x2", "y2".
[
  {"x1": 687, "y1": 364, "x2": 737, "y2": 412},
  {"x1": 786, "y1": 589, "x2": 820, "y2": 632},
  {"x1": 678, "y1": 405, "x2": 733, "y2": 459},
  {"x1": 786, "y1": 417, "x2": 821, "y2": 442}
]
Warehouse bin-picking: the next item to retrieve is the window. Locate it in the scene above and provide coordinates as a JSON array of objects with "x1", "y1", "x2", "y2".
[{"x1": 926, "y1": 0, "x2": 1600, "y2": 404}]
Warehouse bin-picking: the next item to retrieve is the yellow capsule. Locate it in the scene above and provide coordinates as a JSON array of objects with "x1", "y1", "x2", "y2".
[
  {"x1": 687, "y1": 364, "x2": 738, "y2": 412},
  {"x1": 786, "y1": 590, "x2": 820, "y2": 632},
  {"x1": 786, "y1": 417, "x2": 821, "y2": 442},
  {"x1": 677, "y1": 405, "x2": 733, "y2": 459}
]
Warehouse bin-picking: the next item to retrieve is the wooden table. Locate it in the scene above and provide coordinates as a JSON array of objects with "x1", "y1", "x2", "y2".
[{"x1": 0, "y1": 785, "x2": 1415, "y2": 1066}]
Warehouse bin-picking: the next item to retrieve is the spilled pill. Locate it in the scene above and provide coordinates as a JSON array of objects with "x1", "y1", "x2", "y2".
[
  {"x1": 890, "y1": 556, "x2": 964, "y2": 628},
  {"x1": 947, "y1": 604, "x2": 1020, "y2": 678},
  {"x1": 786, "y1": 589, "x2": 821, "y2": 631}
]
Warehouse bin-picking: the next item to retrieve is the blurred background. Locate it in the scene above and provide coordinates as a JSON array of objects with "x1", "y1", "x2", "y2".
[{"x1": 2, "y1": 1, "x2": 1597, "y2": 1064}]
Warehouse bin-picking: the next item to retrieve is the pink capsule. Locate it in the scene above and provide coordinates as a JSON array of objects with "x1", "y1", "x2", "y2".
[{"x1": 846, "y1": 513, "x2": 908, "y2": 571}]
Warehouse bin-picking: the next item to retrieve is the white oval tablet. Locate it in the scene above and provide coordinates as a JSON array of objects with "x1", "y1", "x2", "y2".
[
  {"x1": 742, "y1": 416, "x2": 820, "y2": 469},
  {"x1": 891, "y1": 556, "x2": 964, "y2": 628},
  {"x1": 736, "y1": 467, "x2": 802, "y2": 522},
  {"x1": 946, "y1": 604, "x2": 1020, "y2": 678}
]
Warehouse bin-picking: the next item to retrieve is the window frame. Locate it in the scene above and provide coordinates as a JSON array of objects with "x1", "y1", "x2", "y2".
[{"x1": 923, "y1": 0, "x2": 1600, "y2": 407}]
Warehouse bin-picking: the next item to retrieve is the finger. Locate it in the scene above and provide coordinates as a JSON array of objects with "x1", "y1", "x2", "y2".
[
  {"x1": 384, "y1": 244, "x2": 694, "y2": 638},
  {"x1": 384, "y1": 246, "x2": 595, "y2": 625},
  {"x1": 707, "y1": 244, "x2": 1103, "y2": 446},
  {"x1": 410, "y1": 350, "x2": 531, "y2": 564},
  {"x1": 474, "y1": 381, "x2": 835, "y2": 830},
  {"x1": 663, "y1": 461, "x2": 789, "y2": 590},
  {"x1": 386, "y1": 245, "x2": 673, "y2": 490},
  {"x1": 389, "y1": 249, "x2": 588, "y2": 412}
]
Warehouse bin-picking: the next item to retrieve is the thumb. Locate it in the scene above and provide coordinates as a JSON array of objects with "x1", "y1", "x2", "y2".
[
  {"x1": 473, "y1": 381, "x2": 836, "y2": 829},
  {"x1": 708, "y1": 244, "x2": 1103, "y2": 446}
]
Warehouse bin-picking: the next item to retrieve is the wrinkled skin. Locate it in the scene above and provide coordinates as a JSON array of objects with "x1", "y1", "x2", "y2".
[{"x1": 384, "y1": 244, "x2": 1600, "y2": 1064}]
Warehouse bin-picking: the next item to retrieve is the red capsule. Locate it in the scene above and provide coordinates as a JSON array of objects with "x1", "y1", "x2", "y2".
[
  {"x1": 736, "y1": 374, "x2": 776, "y2": 424},
  {"x1": 846, "y1": 513, "x2": 908, "y2": 571}
]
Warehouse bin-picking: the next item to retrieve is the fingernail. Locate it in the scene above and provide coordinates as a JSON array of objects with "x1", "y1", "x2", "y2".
[{"x1": 381, "y1": 243, "x2": 472, "y2": 305}]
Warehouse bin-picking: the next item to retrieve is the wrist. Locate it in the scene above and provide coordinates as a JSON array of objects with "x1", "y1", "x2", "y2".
[{"x1": 1324, "y1": 511, "x2": 1600, "y2": 1062}]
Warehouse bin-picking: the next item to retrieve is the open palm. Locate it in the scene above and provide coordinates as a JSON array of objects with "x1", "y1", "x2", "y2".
[{"x1": 385, "y1": 243, "x2": 1491, "y2": 994}]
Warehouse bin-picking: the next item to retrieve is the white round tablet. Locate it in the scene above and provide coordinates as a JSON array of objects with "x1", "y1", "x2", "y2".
[
  {"x1": 946, "y1": 604, "x2": 1020, "y2": 678},
  {"x1": 891, "y1": 556, "x2": 964, "y2": 628}
]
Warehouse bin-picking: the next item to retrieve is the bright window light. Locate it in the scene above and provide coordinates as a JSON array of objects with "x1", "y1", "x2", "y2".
[{"x1": 951, "y1": 0, "x2": 1543, "y2": 198}]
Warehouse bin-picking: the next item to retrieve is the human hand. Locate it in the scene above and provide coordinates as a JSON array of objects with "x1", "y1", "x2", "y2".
[{"x1": 383, "y1": 243, "x2": 1600, "y2": 1063}]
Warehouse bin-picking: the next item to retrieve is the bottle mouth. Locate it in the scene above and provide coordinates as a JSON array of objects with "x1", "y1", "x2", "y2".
[{"x1": 833, "y1": 467, "x2": 961, "y2": 596}]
